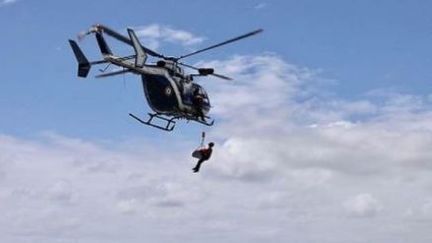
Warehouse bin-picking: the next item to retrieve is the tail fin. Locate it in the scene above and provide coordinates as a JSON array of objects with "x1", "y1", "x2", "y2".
[
  {"x1": 127, "y1": 28, "x2": 147, "y2": 67},
  {"x1": 95, "y1": 32, "x2": 112, "y2": 55},
  {"x1": 68, "y1": 40, "x2": 91, "y2": 78}
]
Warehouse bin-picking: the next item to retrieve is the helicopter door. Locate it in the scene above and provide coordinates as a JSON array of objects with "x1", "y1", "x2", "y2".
[{"x1": 181, "y1": 82, "x2": 194, "y2": 105}]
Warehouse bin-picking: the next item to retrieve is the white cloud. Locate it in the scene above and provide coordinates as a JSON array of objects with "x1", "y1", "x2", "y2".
[
  {"x1": 48, "y1": 180, "x2": 77, "y2": 204},
  {"x1": 343, "y1": 193, "x2": 383, "y2": 217},
  {"x1": 0, "y1": 0, "x2": 18, "y2": 7},
  {"x1": 254, "y1": 3, "x2": 267, "y2": 10},
  {"x1": 117, "y1": 199, "x2": 138, "y2": 214},
  {"x1": 3, "y1": 54, "x2": 432, "y2": 242},
  {"x1": 195, "y1": 55, "x2": 432, "y2": 180},
  {"x1": 134, "y1": 24, "x2": 204, "y2": 50},
  {"x1": 404, "y1": 198, "x2": 432, "y2": 221}
]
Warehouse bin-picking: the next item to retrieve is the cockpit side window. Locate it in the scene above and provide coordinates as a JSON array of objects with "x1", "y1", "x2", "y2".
[
  {"x1": 194, "y1": 85, "x2": 210, "y2": 106},
  {"x1": 181, "y1": 83, "x2": 211, "y2": 106}
]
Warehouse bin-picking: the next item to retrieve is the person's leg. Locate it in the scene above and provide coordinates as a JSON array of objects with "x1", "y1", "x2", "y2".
[
  {"x1": 199, "y1": 110, "x2": 206, "y2": 122},
  {"x1": 193, "y1": 99, "x2": 205, "y2": 122},
  {"x1": 193, "y1": 158, "x2": 205, "y2": 172},
  {"x1": 195, "y1": 105, "x2": 205, "y2": 122}
]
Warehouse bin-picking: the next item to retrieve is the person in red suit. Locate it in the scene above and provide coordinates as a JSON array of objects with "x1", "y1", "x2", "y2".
[{"x1": 193, "y1": 142, "x2": 214, "y2": 173}]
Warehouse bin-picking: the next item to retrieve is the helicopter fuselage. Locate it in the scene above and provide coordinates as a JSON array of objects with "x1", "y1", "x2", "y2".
[
  {"x1": 102, "y1": 54, "x2": 210, "y2": 117},
  {"x1": 141, "y1": 67, "x2": 211, "y2": 117}
]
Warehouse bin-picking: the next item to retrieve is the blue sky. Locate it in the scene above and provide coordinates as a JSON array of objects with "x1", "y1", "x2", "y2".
[
  {"x1": 1, "y1": 0, "x2": 432, "y2": 139},
  {"x1": 2, "y1": 1, "x2": 432, "y2": 243}
]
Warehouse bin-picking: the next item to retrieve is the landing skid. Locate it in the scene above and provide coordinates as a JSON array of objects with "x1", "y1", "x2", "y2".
[
  {"x1": 193, "y1": 118, "x2": 215, "y2": 127},
  {"x1": 129, "y1": 113, "x2": 176, "y2": 131},
  {"x1": 129, "y1": 113, "x2": 215, "y2": 131}
]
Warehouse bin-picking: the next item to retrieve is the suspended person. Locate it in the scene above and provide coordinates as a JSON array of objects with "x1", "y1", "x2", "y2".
[{"x1": 192, "y1": 142, "x2": 214, "y2": 173}]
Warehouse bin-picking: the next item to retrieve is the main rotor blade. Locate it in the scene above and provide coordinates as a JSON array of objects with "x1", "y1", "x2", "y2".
[
  {"x1": 95, "y1": 24, "x2": 166, "y2": 59},
  {"x1": 210, "y1": 72, "x2": 233, "y2": 81},
  {"x1": 179, "y1": 62, "x2": 233, "y2": 81},
  {"x1": 177, "y1": 29, "x2": 263, "y2": 60},
  {"x1": 95, "y1": 69, "x2": 131, "y2": 78}
]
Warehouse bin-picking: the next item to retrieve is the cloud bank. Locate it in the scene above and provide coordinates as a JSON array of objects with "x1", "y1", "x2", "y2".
[
  {"x1": 133, "y1": 24, "x2": 204, "y2": 50},
  {"x1": 2, "y1": 54, "x2": 432, "y2": 242}
]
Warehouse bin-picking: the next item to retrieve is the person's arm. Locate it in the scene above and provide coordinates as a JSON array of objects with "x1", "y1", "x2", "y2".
[
  {"x1": 200, "y1": 149, "x2": 210, "y2": 159},
  {"x1": 202, "y1": 149, "x2": 212, "y2": 159}
]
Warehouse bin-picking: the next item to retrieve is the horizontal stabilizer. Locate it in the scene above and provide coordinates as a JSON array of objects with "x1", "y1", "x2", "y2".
[
  {"x1": 95, "y1": 69, "x2": 130, "y2": 78},
  {"x1": 69, "y1": 40, "x2": 91, "y2": 77}
]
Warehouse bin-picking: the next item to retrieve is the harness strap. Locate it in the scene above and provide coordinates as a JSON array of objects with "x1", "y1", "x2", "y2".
[{"x1": 200, "y1": 132, "x2": 206, "y2": 147}]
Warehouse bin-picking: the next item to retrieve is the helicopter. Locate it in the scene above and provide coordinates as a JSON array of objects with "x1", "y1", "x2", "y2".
[{"x1": 69, "y1": 24, "x2": 263, "y2": 131}]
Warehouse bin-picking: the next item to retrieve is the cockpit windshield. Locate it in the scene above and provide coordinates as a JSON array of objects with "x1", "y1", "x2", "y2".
[{"x1": 191, "y1": 83, "x2": 210, "y2": 106}]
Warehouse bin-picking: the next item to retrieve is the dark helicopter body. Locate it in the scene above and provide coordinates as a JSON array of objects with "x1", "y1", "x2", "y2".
[
  {"x1": 141, "y1": 67, "x2": 210, "y2": 116},
  {"x1": 143, "y1": 73, "x2": 180, "y2": 113},
  {"x1": 68, "y1": 24, "x2": 261, "y2": 131}
]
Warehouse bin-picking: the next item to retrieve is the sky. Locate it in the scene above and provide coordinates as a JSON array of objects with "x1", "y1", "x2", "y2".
[{"x1": 1, "y1": 0, "x2": 432, "y2": 242}]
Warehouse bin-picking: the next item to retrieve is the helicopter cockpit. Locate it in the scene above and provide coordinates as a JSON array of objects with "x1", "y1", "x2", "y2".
[
  {"x1": 156, "y1": 60, "x2": 210, "y2": 110},
  {"x1": 191, "y1": 83, "x2": 210, "y2": 107},
  {"x1": 181, "y1": 82, "x2": 210, "y2": 108}
]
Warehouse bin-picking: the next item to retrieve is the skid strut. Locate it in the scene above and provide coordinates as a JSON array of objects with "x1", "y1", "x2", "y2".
[
  {"x1": 129, "y1": 113, "x2": 176, "y2": 132},
  {"x1": 195, "y1": 118, "x2": 215, "y2": 127}
]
